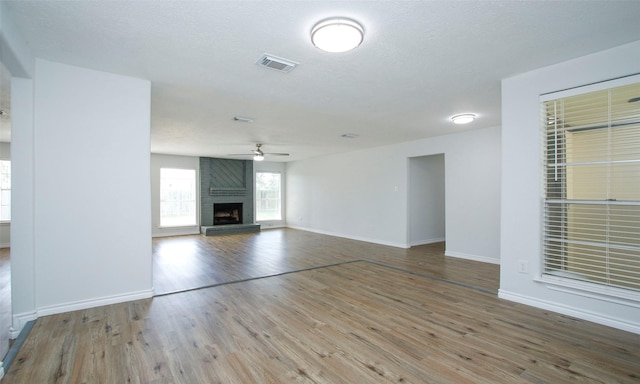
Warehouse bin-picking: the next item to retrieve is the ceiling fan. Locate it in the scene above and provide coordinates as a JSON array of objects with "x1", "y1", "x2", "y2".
[{"x1": 228, "y1": 144, "x2": 289, "y2": 161}]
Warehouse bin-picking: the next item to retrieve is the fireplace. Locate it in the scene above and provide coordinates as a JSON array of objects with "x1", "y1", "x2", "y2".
[{"x1": 213, "y1": 203, "x2": 243, "y2": 225}]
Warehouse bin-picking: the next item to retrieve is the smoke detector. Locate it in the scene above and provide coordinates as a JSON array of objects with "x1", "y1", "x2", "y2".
[{"x1": 256, "y1": 54, "x2": 298, "y2": 73}]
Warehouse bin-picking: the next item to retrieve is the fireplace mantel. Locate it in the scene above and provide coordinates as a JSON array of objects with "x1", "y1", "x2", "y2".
[{"x1": 209, "y1": 187, "x2": 247, "y2": 196}]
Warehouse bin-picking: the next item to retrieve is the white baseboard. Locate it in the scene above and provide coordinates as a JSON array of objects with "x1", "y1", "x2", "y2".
[
  {"x1": 10, "y1": 311, "x2": 37, "y2": 339},
  {"x1": 37, "y1": 289, "x2": 153, "y2": 318},
  {"x1": 409, "y1": 237, "x2": 445, "y2": 247},
  {"x1": 152, "y1": 228, "x2": 200, "y2": 237},
  {"x1": 498, "y1": 289, "x2": 640, "y2": 335},
  {"x1": 0, "y1": 242, "x2": 9, "y2": 249},
  {"x1": 10, "y1": 289, "x2": 153, "y2": 337},
  {"x1": 287, "y1": 225, "x2": 410, "y2": 249},
  {"x1": 259, "y1": 222, "x2": 287, "y2": 229},
  {"x1": 445, "y1": 250, "x2": 500, "y2": 265}
]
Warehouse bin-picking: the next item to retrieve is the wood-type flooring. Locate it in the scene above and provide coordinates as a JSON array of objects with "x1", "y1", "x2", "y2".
[
  {"x1": 4, "y1": 229, "x2": 640, "y2": 383},
  {"x1": 152, "y1": 229, "x2": 499, "y2": 295}
]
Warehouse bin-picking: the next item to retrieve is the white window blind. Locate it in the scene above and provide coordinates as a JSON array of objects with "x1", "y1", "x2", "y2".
[{"x1": 541, "y1": 78, "x2": 640, "y2": 294}]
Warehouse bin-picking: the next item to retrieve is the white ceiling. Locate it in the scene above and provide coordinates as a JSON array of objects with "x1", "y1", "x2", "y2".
[{"x1": 3, "y1": 1, "x2": 640, "y2": 161}]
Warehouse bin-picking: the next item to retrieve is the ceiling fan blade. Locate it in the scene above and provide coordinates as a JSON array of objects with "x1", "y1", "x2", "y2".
[{"x1": 228, "y1": 144, "x2": 289, "y2": 157}]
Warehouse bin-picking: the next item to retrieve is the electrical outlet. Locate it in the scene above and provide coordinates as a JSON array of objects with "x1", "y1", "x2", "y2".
[{"x1": 518, "y1": 260, "x2": 529, "y2": 274}]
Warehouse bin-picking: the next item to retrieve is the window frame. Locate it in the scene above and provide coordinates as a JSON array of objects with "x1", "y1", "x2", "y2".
[
  {"x1": 0, "y1": 159, "x2": 10, "y2": 223},
  {"x1": 159, "y1": 167, "x2": 198, "y2": 228},
  {"x1": 255, "y1": 171, "x2": 283, "y2": 222},
  {"x1": 539, "y1": 74, "x2": 640, "y2": 302}
]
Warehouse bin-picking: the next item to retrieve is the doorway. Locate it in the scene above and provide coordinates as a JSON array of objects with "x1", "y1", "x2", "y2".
[{"x1": 408, "y1": 154, "x2": 445, "y2": 246}]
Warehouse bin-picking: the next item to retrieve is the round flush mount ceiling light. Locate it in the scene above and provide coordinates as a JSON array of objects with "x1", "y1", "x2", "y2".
[
  {"x1": 311, "y1": 18, "x2": 364, "y2": 53},
  {"x1": 451, "y1": 113, "x2": 477, "y2": 125}
]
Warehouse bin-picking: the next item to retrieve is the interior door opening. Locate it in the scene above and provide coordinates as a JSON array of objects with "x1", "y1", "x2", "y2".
[{"x1": 408, "y1": 154, "x2": 445, "y2": 247}]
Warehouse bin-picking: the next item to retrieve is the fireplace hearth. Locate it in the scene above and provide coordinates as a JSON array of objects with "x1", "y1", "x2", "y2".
[{"x1": 213, "y1": 203, "x2": 243, "y2": 225}]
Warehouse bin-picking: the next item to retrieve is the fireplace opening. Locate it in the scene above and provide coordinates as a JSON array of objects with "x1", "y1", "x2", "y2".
[{"x1": 213, "y1": 203, "x2": 243, "y2": 225}]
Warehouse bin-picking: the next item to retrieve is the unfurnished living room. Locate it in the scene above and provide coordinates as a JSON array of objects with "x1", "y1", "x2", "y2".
[{"x1": 1, "y1": 1, "x2": 640, "y2": 382}]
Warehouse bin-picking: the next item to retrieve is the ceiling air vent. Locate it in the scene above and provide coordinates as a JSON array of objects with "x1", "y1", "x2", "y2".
[{"x1": 257, "y1": 54, "x2": 298, "y2": 73}]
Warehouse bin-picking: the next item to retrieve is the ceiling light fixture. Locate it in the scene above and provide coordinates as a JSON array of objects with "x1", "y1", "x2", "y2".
[
  {"x1": 253, "y1": 154, "x2": 264, "y2": 162},
  {"x1": 451, "y1": 113, "x2": 476, "y2": 125},
  {"x1": 311, "y1": 18, "x2": 364, "y2": 53}
]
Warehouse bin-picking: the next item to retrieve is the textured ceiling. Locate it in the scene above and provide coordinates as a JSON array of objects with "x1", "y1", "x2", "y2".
[{"x1": 3, "y1": 1, "x2": 640, "y2": 161}]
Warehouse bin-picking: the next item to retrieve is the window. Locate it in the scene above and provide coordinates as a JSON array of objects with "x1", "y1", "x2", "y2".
[
  {"x1": 541, "y1": 78, "x2": 640, "y2": 295},
  {"x1": 160, "y1": 168, "x2": 197, "y2": 227},
  {"x1": 256, "y1": 172, "x2": 282, "y2": 221},
  {"x1": 0, "y1": 160, "x2": 9, "y2": 221}
]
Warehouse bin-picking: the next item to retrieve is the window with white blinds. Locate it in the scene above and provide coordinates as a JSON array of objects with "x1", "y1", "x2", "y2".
[{"x1": 541, "y1": 77, "x2": 640, "y2": 295}]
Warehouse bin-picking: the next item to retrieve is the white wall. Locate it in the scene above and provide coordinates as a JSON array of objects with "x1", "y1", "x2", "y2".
[
  {"x1": 287, "y1": 126, "x2": 501, "y2": 263},
  {"x1": 500, "y1": 40, "x2": 640, "y2": 333},
  {"x1": 151, "y1": 153, "x2": 200, "y2": 237},
  {"x1": 408, "y1": 154, "x2": 445, "y2": 246},
  {"x1": 256, "y1": 161, "x2": 286, "y2": 228},
  {"x1": 0, "y1": 222, "x2": 8, "y2": 249},
  {"x1": 8, "y1": 77, "x2": 35, "y2": 335},
  {"x1": 0, "y1": 142, "x2": 9, "y2": 158},
  {"x1": 6, "y1": 59, "x2": 153, "y2": 333},
  {"x1": 0, "y1": 142, "x2": 9, "y2": 247},
  {"x1": 1, "y1": 0, "x2": 37, "y2": 339}
]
